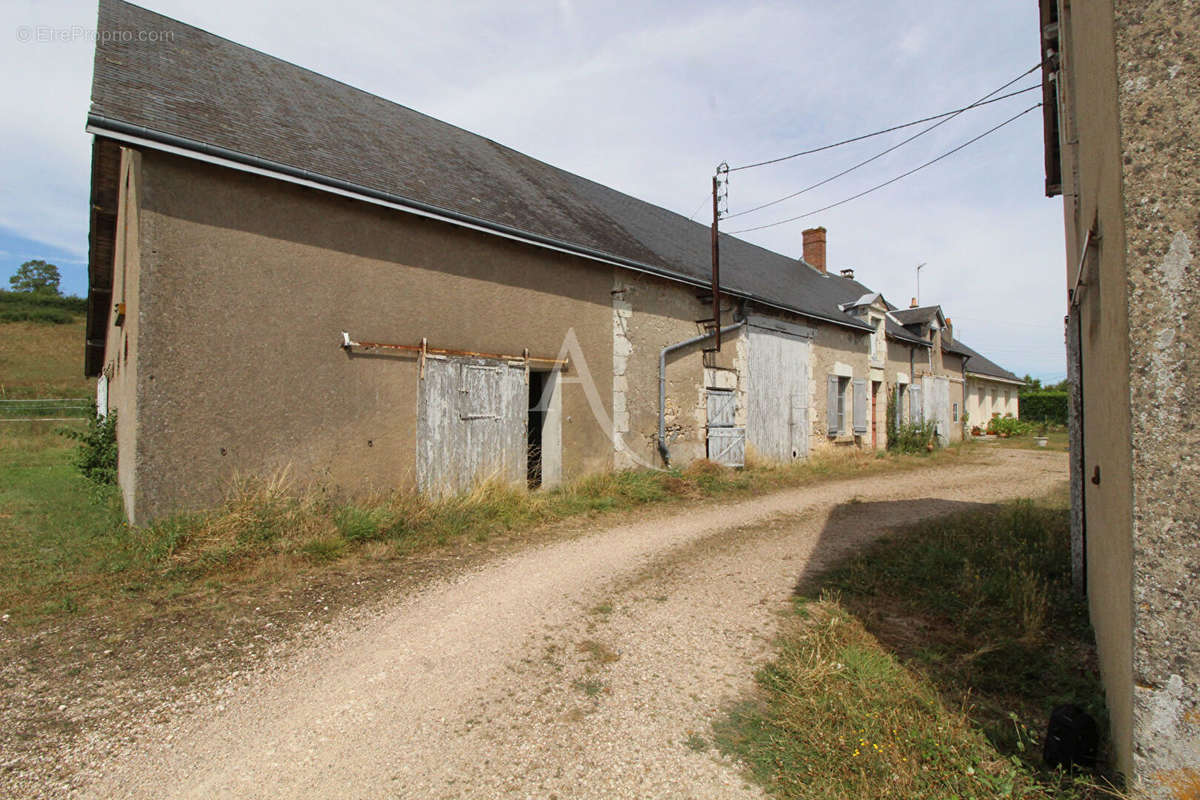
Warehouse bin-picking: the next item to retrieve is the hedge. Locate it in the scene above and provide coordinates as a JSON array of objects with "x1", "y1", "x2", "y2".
[
  {"x1": 1018, "y1": 391, "x2": 1068, "y2": 425},
  {"x1": 0, "y1": 290, "x2": 86, "y2": 324}
]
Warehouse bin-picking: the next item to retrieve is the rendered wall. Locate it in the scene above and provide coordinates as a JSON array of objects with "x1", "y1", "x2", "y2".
[
  {"x1": 102, "y1": 148, "x2": 142, "y2": 517},
  {"x1": 123, "y1": 150, "x2": 613, "y2": 522},
  {"x1": 941, "y1": 352, "x2": 966, "y2": 442},
  {"x1": 1055, "y1": 0, "x2": 1147, "y2": 784}
]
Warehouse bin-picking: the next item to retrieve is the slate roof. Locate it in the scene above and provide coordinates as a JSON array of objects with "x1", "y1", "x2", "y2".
[
  {"x1": 832, "y1": 277, "x2": 1021, "y2": 381},
  {"x1": 890, "y1": 306, "x2": 944, "y2": 327},
  {"x1": 87, "y1": 0, "x2": 871, "y2": 332},
  {"x1": 943, "y1": 338, "x2": 1024, "y2": 383},
  {"x1": 832, "y1": 275, "x2": 930, "y2": 347}
]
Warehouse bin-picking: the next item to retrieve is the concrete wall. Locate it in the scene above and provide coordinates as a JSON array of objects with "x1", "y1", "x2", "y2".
[
  {"x1": 1056, "y1": 0, "x2": 1200, "y2": 789},
  {"x1": 122, "y1": 149, "x2": 614, "y2": 522}
]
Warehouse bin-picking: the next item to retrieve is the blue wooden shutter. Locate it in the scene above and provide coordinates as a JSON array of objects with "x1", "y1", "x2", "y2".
[
  {"x1": 852, "y1": 378, "x2": 868, "y2": 434},
  {"x1": 826, "y1": 375, "x2": 839, "y2": 435}
]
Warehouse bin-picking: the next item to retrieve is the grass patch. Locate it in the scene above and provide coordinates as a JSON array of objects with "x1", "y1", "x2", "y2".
[
  {"x1": 573, "y1": 678, "x2": 606, "y2": 698},
  {"x1": 715, "y1": 494, "x2": 1111, "y2": 799},
  {"x1": 974, "y1": 431, "x2": 1070, "y2": 453},
  {"x1": 0, "y1": 425, "x2": 971, "y2": 625},
  {"x1": 577, "y1": 639, "x2": 621, "y2": 664}
]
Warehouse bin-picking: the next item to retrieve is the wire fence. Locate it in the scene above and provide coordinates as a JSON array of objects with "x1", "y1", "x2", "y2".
[{"x1": 0, "y1": 398, "x2": 93, "y2": 421}]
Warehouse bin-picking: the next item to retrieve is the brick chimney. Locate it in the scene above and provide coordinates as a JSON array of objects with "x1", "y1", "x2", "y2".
[
  {"x1": 944, "y1": 317, "x2": 953, "y2": 341},
  {"x1": 802, "y1": 227, "x2": 827, "y2": 273},
  {"x1": 910, "y1": 297, "x2": 919, "y2": 308}
]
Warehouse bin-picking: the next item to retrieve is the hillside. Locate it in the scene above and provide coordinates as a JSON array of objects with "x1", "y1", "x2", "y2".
[{"x1": 0, "y1": 314, "x2": 93, "y2": 399}]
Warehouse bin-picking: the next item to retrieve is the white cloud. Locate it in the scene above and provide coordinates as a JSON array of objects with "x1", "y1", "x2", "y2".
[{"x1": 0, "y1": 0, "x2": 1068, "y2": 379}]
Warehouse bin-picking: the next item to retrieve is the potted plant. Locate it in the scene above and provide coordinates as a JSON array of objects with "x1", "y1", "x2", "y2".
[{"x1": 1035, "y1": 419, "x2": 1049, "y2": 448}]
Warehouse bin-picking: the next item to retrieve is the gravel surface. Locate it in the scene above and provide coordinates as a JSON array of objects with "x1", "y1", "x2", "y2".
[{"x1": 72, "y1": 449, "x2": 1065, "y2": 799}]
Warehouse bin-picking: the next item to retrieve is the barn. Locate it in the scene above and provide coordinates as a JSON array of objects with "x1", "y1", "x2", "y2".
[{"x1": 85, "y1": 1, "x2": 1010, "y2": 522}]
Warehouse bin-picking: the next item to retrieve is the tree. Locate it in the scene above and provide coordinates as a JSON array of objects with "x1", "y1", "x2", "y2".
[
  {"x1": 8, "y1": 259, "x2": 62, "y2": 295},
  {"x1": 1021, "y1": 374, "x2": 1043, "y2": 392}
]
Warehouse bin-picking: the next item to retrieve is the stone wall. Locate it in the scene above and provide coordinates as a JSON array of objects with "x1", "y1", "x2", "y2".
[{"x1": 1113, "y1": 0, "x2": 1200, "y2": 790}]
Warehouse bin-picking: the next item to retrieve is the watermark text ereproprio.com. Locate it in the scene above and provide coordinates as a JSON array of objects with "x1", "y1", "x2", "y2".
[{"x1": 15, "y1": 25, "x2": 175, "y2": 43}]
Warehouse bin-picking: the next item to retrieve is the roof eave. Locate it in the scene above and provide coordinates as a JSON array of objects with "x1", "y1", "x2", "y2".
[
  {"x1": 965, "y1": 371, "x2": 1025, "y2": 385},
  {"x1": 85, "y1": 136, "x2": 121, "y2": 378}
]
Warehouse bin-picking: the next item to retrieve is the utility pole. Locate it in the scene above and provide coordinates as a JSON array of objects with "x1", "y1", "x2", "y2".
[
  {"x1": 709, "y1": 163, "x2": 729, "y2": 351},
  {"x1": 916, "y1": 262, "x2": 927, "y2": 305}
]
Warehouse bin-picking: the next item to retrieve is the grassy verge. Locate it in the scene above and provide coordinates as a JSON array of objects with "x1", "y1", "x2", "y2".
[
  {"x1": 715, "y1": 493, "x2": 1114, "y2": 799},
  {"x1": 0, "y1": 424, "x2": 967, "y2": 625},
  {"x1": 978, "y1": 431, "x2": 1070, "y2": 453}
]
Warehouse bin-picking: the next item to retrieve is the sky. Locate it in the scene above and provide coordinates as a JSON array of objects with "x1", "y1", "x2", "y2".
[{"x1": 0, "y1": 0, "x2": 1069, "y2": 382}]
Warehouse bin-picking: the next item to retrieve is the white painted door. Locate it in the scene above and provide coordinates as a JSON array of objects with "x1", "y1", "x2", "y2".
[
  {"x1": 922, "y1": 375, "x2": 951, "y2": 446},
  {"x1": 747, "y1": 326, "x2": 811, "y2": 461}
]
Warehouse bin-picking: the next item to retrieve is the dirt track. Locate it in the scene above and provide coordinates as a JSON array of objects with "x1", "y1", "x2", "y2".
[{"x1": 74, "y1": 448, "x2": 1066, "y2": 799}]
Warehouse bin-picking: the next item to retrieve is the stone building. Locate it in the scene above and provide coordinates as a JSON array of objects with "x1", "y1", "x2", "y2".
[
  {"x1": 85, "y1": 0, "x2": 1022, "y2": 524},
  {"x1": 1039, "y1": 0, "x2": 1200, "y2": 792}
]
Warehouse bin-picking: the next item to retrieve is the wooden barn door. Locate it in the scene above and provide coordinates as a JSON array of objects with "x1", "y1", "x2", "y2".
[
  {"x1": 417, "y1": 356, "x2": 526, "y2": 496},
  {"x1": 747, "y1": 325, "x2": 811, "y2": 462}
]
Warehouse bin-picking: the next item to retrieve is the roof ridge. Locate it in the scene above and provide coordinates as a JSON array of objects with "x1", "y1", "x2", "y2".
[{"x1": 89, "y1": 0, "x2": 871, "y2": 332}]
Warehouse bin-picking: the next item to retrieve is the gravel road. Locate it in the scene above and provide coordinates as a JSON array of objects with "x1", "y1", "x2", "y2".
[{"x1": 77, "y1": 449, "x2": 1066, "y2": 799}]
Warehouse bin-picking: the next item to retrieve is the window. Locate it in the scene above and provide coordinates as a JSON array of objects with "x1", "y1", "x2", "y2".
[
  {"x1": 828, "y1": 375, "x2": 851, "y2": 436},
  {"x1": 837, "y1": 377, "x2": 849, "y2": 433},
  {"x1": 953, "y1": 402, "x2": 959, "y2": 422}
]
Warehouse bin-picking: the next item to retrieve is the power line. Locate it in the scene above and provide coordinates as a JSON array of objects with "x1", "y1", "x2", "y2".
[
  {"x1": 723, "y1": 84, "x2": 1040, "y2": 221},
  {"x1": 727, "y1": 102, "x2": 1041, "y2": 235},
  {"x1": 686, "y1": 194, "x2": 710, "y2": 221},
  {"x1": 727, "y1": 63, "x2": 1044, "y2": 173}
]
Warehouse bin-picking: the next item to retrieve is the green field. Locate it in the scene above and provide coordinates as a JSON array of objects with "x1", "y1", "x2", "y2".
[
  {"x1": 0, "y1": 318, "x2": 93, "y2": 399},
  {"x1": 0, "y1": 422, "x2": 125, "y2": 618}
]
